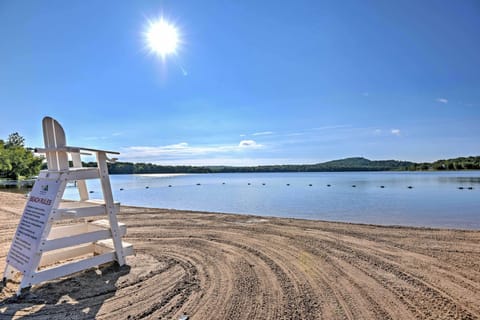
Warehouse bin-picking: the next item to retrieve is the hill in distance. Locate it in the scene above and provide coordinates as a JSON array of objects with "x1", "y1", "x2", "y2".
[
  {"x1": 208, "y1": 157, "x2": 416, "y2": 172},
  {"x1": 309, "y1": 157, "x2": 415, "y2": 171}
]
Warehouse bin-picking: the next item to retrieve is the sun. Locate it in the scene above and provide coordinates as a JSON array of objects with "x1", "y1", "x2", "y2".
[{"x1": 145, "y1": 18, "x2": 179, "y2": 58}]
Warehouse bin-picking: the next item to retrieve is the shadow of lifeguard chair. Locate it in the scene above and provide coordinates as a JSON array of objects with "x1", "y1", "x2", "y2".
[{"x1": 2, "y1": 117, "x2": 133, "y2": 295}]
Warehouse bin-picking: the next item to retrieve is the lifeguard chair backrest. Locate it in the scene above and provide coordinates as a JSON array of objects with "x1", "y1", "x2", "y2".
[{"x1": 42, "y1": 117, "x2": 69, "y2": 171}]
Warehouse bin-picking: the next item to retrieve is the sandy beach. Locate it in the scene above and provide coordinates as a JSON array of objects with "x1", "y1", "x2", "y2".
[{"x1": 1, "y1": 191, "x2": 479, "y2": 319}]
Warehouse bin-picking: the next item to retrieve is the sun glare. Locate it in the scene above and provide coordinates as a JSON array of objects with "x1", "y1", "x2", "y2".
[{"x1": 145, "y1": 18, "x2": 179, "y2": 58}]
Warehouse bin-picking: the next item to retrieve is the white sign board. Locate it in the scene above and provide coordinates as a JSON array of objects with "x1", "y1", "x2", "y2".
[{"x1": 6, "y1": 178, "x2": 61, "y2": 273}]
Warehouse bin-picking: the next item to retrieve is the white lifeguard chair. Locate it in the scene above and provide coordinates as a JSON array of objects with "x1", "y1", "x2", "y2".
[{"x1": 3, "y1": 116, "x2": 133, "y2": 295}]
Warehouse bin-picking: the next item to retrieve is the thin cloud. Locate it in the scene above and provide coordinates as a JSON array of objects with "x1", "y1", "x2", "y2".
[
  {"x1": 312, "y1": 125, "x2": 351, "y2": 131},
  {"x1": 122, "y1": 140, "x2": 263, "y2": 160},
  {"x1": 391, "y1": 129, "x2": 401, "y2": 136},
  {"x1": 284, "y1": 132, "x2": 304, "y2": 137},
  {"x1": 252, "y1": 131, "x2": 274, "y2": 136},
  {"x1": 147, "y1": 157, "x2": 315, "y2": 166},
  {"x1": 436, "y1": 98, "x2": 448, "y2": 104},
  {"x1": 280, "y1": 125, "x2": 350, "y2": 138}
]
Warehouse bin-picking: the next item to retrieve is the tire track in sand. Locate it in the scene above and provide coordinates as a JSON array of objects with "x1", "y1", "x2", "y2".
[{"x1": 1, "y1": 192, "x2": 479, "y2": 319}]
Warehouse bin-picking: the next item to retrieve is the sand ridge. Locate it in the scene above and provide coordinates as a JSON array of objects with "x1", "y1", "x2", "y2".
[{"x1": 1, "y1": 191, "x2": 479, "y2": 319}]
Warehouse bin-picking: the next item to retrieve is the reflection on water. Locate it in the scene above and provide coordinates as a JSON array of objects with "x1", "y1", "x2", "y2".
[{"x1": 438, "y1": 176, "x2": 480, "y2": 184}]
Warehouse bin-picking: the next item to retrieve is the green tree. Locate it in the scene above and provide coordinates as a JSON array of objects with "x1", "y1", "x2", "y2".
[
  {"x1": 5, "y1": 132, "x2": 25, "y2": 148},
  {"x1": 0, "y1": 140, "x2": 13, "y2": 174},
  {"x1": 0, "y1": 133, "x2": 43, "y2": 180}
]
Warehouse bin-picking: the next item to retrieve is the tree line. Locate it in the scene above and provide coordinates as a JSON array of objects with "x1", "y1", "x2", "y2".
[
  {"x1": 406, "y1": 157, "x2": 480, "y2": 171},
  {"x1": 104, "y1": 157, "x2": 480, "y2": 174}
]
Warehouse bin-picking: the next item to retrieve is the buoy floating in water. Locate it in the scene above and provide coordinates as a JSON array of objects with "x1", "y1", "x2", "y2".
[
  {"x1": 262, "y1": 183, "x2": 266, "y2": 186},
  {"x1": 196, "y1": 183, "x2": 201, "y2": 186},
  {"x1": 222, "y1": 182, "x2": 225, "y2": 185},
  {"x1": 145, "y1": 186, "x2": 149, "y2": 189},
  {"x1": 327, "y1": 184, "x2": 331, "y2": 187},
  {"x1": 308, "y1": 184, "x2": 313, "y2": 187},
  {"x1": 380, "y1": 185, "x2": 385, "y2": 188},
  {"x1": 407, "y1": 186, "x2": 413, "y2": 189},
  {"x1": 286, "y1": 183, "x2": 290, "y2": 186},
  {"x1": 352, "y1": 185, "x2": 356, "y2": 188},
  {"x1": 168, "y1": 185, "x2": 172, "y2": 187}
]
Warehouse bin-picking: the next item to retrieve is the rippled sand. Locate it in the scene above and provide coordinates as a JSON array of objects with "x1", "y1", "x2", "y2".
[{"x1": 1, "y1": 191, "x2": 479, "y2": 319}]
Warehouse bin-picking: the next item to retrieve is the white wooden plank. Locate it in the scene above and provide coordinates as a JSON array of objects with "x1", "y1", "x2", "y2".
[
  {"x1": 97, "y1": 151, "x2": 126, "y2": 266},
  {"x1": 53, "y1": 201, "x2": 119, "y2": 220},
  {"x1": 57, "y1": 200, "x2": 119, "y2": 210},
  {"x1": 47, "y1": 223, "x2": 89, "y2": 239},
  {"x1": 42, "y1": 117, "x2": 57, "y2": 170},
  {"x1": 35, "y1": 147, "x2": 81, "y2": 153},
  {"x1": 53, "y1": 205, "x2": 105, "y2": 220},
  {"x1": 95, "y1": 239, "x2": 134, "y2": 257},
  {"x1": 35, "y1": 146, "x2": 119, "y2": 155},
  {"x1": 52, "y1": 118, "x2": 69, "y2": 170},
  {"x1": 39, "y1": 244, "x2": 93, "y2": 267},
  {"x1": 65, "y1": 168, "x2": 100, "y2": 180},
  {"x1": 37, "y1": 168, "x2": 99, "y2": 179},
  {"x1": 38, "y1": 170, "x2": 61, "y2": 180},
  {"x1": 42, "y1": 226, "x2": 127, "y2": 252},
  {"x1": 30, "y1": 252, "x2": 116, "y2": 286},
  {"x1": 88, "y1": 219, "x2": 125, "y2": 231},
  {"x1": 47, "y1": 220, "x2": 126, "y2": 241},
  {"x1": 78, "y1": 147, "x2": 120, "y2": 155},
  {"x1": 42, "y1": 230, "x2": 110, "y2": 252},
  {"x1": 71, "y1": 152, "x2": 89, "y2": 201}
]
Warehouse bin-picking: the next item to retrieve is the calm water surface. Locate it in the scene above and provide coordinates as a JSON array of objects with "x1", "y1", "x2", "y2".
[{"x1": 61, "y1": 171, "x2": 480, "y2": 229}]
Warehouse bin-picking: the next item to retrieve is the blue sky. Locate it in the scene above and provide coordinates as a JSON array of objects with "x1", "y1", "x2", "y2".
[{"x1": 1, "y1": 0, "x2": 479, "y2": 165}]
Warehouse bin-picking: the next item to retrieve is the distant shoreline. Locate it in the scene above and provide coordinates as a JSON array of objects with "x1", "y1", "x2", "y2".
[{"x1": 102, "y1": 156, "x2": 480, "y2": 175}]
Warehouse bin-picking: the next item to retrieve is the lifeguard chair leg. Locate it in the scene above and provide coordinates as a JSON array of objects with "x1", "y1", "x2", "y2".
[
  {"x1": 97, "y1": 152, "x2": 126, "y2": 265},
  {"x1": 71, "y1": 152, "x2": 89, "y2": 201}
]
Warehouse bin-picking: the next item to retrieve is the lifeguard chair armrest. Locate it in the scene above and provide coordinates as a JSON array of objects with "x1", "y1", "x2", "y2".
[{"x1": 35, "y1": 146, "x2": 120, "y2": 155}]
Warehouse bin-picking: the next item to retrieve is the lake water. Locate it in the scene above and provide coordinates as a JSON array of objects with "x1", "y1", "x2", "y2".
[{"x1": 61, "y1": 171, "x2": 480, "y2": 229}]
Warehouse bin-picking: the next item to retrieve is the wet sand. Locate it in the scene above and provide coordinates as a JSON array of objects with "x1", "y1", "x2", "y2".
[{"x1": 1, "y1": 191, "x2": 479, "y2": 319}]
